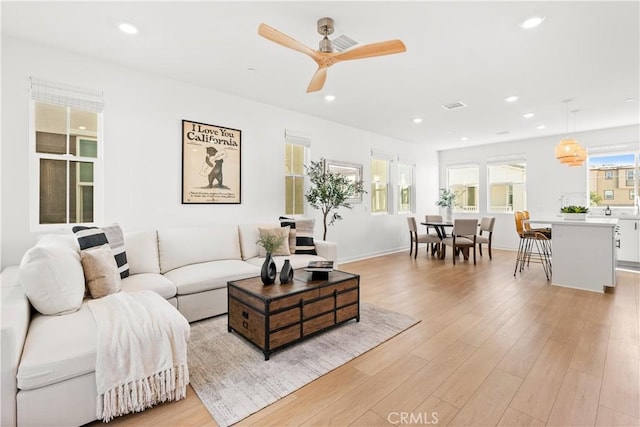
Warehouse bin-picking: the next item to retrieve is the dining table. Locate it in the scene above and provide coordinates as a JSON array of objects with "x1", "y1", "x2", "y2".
[{"x1": 420, "y1": 221, "x2": 454, "y2": 259}]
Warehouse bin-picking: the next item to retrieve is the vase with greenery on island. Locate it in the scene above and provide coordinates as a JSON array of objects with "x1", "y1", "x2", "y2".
[
  {"x1": 560, "y1": 205, "x2": 589, "y2": 220},
  {"x1": 256, "y1": 232, "x2": 286, "y2": 285},
  {"x1": 435, "y1": 188, "x2": 456, "y2": 222}
]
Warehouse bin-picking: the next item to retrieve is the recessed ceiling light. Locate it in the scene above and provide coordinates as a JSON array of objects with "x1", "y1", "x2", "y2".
[
  {"x1": 118, "y1": 23, "x2": 138, "y2": 35},
  {"x1": 460, "y1": 137, "x2": 469, "y2": 141},
  {"x1": 520, "y1": 16, "x2": 545, "y2": 29},
  {"x1": 505, "y1": 95, "x2": 519, "y2": 103},
  {"x1": 537, "y1": 124, "x2": 546, "y2": 130},
  {"x1": 522, "y1": 112, "x2": 535, "y2": 118},
  {"x1": 413, "y1": 118, "x2": 423, "y2": 123},
  {"x1": 324, "y1": 94, "x2": 336, "y2": 101}
]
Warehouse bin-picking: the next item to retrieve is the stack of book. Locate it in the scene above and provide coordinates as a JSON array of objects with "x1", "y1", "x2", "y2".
[
  {"x1": 304, "y1": 260, "x2": 334, "y2": 272},
  {"x1": 304, "y1": 261, "x2": 334, "y2": 279}
]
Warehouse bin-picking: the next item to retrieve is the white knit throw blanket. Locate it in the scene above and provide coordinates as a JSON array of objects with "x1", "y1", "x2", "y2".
[{"x1": 88, "y1": 290, "x2": 190, "y2": 422}]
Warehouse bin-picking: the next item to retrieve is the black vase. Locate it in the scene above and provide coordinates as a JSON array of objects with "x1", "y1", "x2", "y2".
[
  {"x1": 280, "y1": 259, "x2": 294, "y2": 284},
  {"x1": 261, "y1": 252, "x2": 277, "y2": 285}
]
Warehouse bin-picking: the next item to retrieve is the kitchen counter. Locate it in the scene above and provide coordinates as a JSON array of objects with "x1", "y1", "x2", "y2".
[{"x1": 529, "y1": 217, "x2": 619, "y2": 293}]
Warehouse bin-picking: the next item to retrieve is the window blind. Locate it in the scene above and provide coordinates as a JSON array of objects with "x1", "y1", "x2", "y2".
[{"x1": 30, "y1": 77, "x2": 104, "y2": 113}]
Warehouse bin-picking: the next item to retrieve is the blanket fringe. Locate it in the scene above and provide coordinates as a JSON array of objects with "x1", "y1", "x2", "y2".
[{"x1": 99, "y1": 364, "x2": 189, "y2": 422}]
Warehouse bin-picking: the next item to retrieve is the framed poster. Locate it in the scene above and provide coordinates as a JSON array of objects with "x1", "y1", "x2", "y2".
[
  {"x1": 182, "y1": 120, "x2": 241, "y2": 204},
  {"x1": 324, "y1": 159, "x2": 364, "y2": 203}
]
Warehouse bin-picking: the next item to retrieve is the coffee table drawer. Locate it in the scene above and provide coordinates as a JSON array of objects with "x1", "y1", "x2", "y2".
[
  {"x1": 270, "y1": 324, "x2": 300, "y2": 349},
  {"x1": 319, "y1": 278, "x2": 358, "y2": 297},
  {"x1": 270, "y1": 289, "x2": 319, "y2": 311},
  {"x1": 270, "y1": 308, "x2": 300, "y2": 330},
  {"x1": 303, "y1": 297, "x2": 334, "y2": 319},
  {"x1": 229, "y1": 298, "x2": 265, "y2": 348},
  {"x1": 337, "y1": 289, "x2": 358, "y2": 307},
  {"x1": 303, "y1": 312, "x2": 335, "y2": 335},
  {"x1": 337, "y1": 304, "x2": 358, "y2": 323}
]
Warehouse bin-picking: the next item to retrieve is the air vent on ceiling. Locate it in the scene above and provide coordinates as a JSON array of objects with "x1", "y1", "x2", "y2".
[
  {"x1": 442, "y1": 101, "x2": 467, "y2": 110},
  {"x1": 332, "y1": 34, "x2": 358, "y2": 52}
]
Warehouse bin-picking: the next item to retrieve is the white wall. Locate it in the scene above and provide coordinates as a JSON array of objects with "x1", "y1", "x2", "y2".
[
  {"x1": 438, "y1": 125, "x2": 640, "y2": 250},
  {"x1": 1, "y1": 37, "x2": 439, "y2": 268}
]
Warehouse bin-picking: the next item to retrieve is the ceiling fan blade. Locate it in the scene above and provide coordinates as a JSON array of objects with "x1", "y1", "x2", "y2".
[
  {"x1": 258, "y1": 23, "x2": 320, "y2": 60},
  {"x1": 335, "y1": 40, "x2": 406, "y2": 61},
  {"x1": 306, "y1": 67, "x2": 328, "y2": 93}
]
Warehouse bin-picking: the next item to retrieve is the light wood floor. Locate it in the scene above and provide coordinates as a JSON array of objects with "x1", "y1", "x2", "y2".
[{"x1": 100, "y1": 248, "x2": 640, "y2": 427}]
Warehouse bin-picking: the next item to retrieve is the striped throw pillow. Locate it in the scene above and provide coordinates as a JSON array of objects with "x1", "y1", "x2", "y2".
[
  {"x1": 73, "y1": 223, "x2": 130, "y2": 279},
  {"x1": 279, "y1": 217, "x2": 317, "y2": 255}
]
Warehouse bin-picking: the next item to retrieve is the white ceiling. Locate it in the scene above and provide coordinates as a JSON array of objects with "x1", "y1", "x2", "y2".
[{"x1": 2, "y1": 1, "x2": 639, "y2": 150}]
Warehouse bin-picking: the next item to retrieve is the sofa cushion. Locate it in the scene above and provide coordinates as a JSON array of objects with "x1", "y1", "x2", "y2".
[
  {"x1": 19, "y1": 245, "x2": 85, "y2": 316},
  {"x1": 36, "y1": 233, "x2": 80, "y2": 251},
  {"x1": 238, "y1": 223, "x2": 277, "y2": 260},
  {"x1": 257, "y1": 226, "x2": 291, "y2": 256},
  {"x1": 73, "y1": 224, "x2": 129, "y2": 279},
  {"x1": 124, "y1": 230, "x2": 160, "y2": 274},
  {"x1": 279, "y1": 217, "x2": 317, "y2": 255},
  {"x1": 17, "y1": 303, "x2": 96, "y2": 390},
  {"x1": 157, "y1": 225, "x2": 241, "y2": 274},
  {"x1": 121, "y1": 273, "x2": 176, "y2": 299},
  {"x1": 164, "y1": 260, "x2": 260, "y2": 295},
  {"x1": 79, "y1": 244, "x2": 122, "y2": 299}
]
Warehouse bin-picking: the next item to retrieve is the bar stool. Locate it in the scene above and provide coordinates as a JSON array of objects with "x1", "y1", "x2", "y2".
[{"x1": 513, "y1": 211, "x2": 552, "y2": 280}]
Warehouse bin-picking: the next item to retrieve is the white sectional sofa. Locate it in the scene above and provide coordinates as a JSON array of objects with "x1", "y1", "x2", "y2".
[{"x1": 0, "y1": 223, "x2": 336, "y2": 427}]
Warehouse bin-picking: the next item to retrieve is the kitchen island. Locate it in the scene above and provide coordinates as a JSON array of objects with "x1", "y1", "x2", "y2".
[{"x1": 529, "y1": 217, "x2": 619, "y2": 293}]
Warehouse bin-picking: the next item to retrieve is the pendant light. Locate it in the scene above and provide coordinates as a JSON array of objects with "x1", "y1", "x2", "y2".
[{"x1": 555, "y1": 99, "x2": 585, "y2": 166}]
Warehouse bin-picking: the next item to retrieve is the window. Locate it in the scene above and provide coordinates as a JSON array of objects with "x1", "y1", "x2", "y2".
[
  {"x1": 30, "y1": 78, "x2": 103, "y2": 229},
  {"x1": 397, "y1": 162, "x2": 415, "y2": 213},
  {"x1": 487, "y1": 161, "x2": 526, "y2": 213},
  {"x1": 371, "y1": 157, "x2": 390, "y2": 213},
  {"x1": 588, "y1": 150, "x2": 639, "y2": 207},
  {"x1": 447, "y1": 165, "x2": 479, "y2": 212},
  {"x1": 284, "y1": 130, "x2": 310, "y2": 215}
]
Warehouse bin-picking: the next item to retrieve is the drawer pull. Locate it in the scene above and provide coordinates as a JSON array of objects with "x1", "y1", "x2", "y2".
[
  {"x1": 242, "y1": 320, "x2": 248, "y2": 329},
  {"x1": 242, "y1": 311, "x2": 249, "y2": 319}
]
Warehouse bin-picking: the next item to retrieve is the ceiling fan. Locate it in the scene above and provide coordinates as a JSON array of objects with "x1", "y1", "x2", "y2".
[{"x1": 258, "y1": 17, "x2": 406, "y2": 93}]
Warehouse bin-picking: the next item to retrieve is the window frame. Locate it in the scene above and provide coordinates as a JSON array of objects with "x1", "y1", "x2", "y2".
[
  {"x1": 29, "y1": 100, "x2": 104, "y2": 231},
  {"x1": 284, "y1": 130, "x2": 311, "y2": 216},
  {"x1": 486, "y1": 160, "x2": 527, "y2": 214},
  {"x1": 397, "y1": 161, "x2": 415, "y2": 214},
  {"x1": 371, "y1": 155, "x2": 392, "y2": 215},
  {"x1": 588, "y1": 147, "x2": 639, "y2": 209},
  {"x1": 446, "y1": 163, "x2": 479, "y2": 213}
]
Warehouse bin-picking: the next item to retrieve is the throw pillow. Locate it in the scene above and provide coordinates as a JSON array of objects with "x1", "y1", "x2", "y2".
[
  {"x1": 80, "y1": 244, "x2": 122, "y2": 298},
  {"x1": 257, "y1": 226, "x2": 291, "y2": 257},
  {"x1": 19, "y1": 245, "x2": 85, "y2": 315},
  {"x1": 279, "y1": 217, "x2": 317, "y2": 255},
  {"x1": 73, "y1": 223, "x2": 129, "y2": 278},
  {"x1": 278, "y1": 217, "x2": 297, "y2": 253}
]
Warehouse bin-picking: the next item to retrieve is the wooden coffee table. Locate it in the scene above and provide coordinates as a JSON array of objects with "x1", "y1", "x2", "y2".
[{"x1": 227, "y1": 269, "x2": 360, "y2": 360}]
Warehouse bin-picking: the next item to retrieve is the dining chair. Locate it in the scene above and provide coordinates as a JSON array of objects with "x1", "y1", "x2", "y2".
[
  {"x1": 424, "y1": 214, "x2": 443, "y2": 254},
  {"x1": 476, "y1": 216, "x2": 496, "y2": 259},
  {"x1": 441, "y1": 219, "x2": 478, "y2": 265},
  {"x1": 407, "y1": 217, "x2": 441, "y2": 259}
]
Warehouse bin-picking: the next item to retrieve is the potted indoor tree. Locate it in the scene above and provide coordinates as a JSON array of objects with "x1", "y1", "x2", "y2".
[
  {"x1": 435, "y1": 188, "x2": 456, "y2": 222},
  {"x1": 305, "y1": 159, "x2": 366, "y2": 240}
]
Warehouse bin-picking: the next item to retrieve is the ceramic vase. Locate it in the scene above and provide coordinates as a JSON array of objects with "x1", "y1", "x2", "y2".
[
  {"x1": 279, "y1": 259, "x2": 294, "y2": 284},
  {"x1": 445, "y1": 206, "x2": 453, "y2": 222},
  {"x1": 261, "y1": 253, "x2": 276, "y2": 285}
]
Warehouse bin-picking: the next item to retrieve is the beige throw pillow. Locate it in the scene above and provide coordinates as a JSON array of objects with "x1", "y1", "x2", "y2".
[
  {"x1": 80, "y1": 244, "x2": 122, "y2": 298},
  {"x1": 257, "y1": 226, "x2": 291, "y2": 257}
]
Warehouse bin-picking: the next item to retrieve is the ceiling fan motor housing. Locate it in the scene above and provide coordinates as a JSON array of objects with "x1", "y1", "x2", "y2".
[{"x1": 317, "y1": 17, "x2": 335, "y2": 53}]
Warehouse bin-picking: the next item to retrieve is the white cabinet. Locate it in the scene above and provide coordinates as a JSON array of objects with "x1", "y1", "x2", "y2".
[{"x1": 617, "y1": 218, "x2": 640, "y2": 266}]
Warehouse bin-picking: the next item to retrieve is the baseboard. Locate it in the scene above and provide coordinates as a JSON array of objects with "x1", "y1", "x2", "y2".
[{"x1": 338, "y1": 247, "x2": 406, "y2": 265}]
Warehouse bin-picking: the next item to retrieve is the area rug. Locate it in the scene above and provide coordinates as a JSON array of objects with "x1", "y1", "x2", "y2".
[{"x1": 188, "y1": 302, "x2": 419, "y2": 427}]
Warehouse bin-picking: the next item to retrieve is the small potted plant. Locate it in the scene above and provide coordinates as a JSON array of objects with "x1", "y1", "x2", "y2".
[
  {"x1": 561, "y1": 205, "x2": 589, "y2": 220},
  {"x1": 435, "y1": 188, "x2": 456, "y2": 222},
  {"x1": 256, "y1": 232, "x2": 286, "y2": 285}
]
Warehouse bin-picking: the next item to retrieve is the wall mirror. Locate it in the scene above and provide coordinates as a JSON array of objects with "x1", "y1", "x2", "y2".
[{"x1": 324, "y1": 159, "x2": 364, "y2": 203}]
